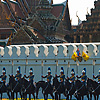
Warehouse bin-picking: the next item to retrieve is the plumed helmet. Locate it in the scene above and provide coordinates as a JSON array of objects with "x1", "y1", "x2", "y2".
[
  {"x1": 29, "y1": 68, "x2": 33, "y2": 73},
  {"x1": 47, "y1": 67, "x2": 51, "y2": 73},
  {"x1": 2, "y1": 67, "x2": 6, "y2": 74},
  {"x1": 71, "y1": 68, "x2": 75, "y2": 75},
  {"x1": 82, "y1": 67, "x2": 86, "y2": 74},
  {"x1": 60, "y1": 66, "x2": 64, "y2": 73},
  {"x1": 16, "y1": 66, "x2": 21, "y2": 73},
  {"x1": 99, "y1": 69, "x2": 100, "y2": 73}
]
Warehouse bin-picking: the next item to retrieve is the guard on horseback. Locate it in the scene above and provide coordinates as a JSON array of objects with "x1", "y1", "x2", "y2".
[
  {"x1": 56, "y1": 67, "x2": 65, "y2": 86},
  {"x1": 77, "y1": 68, "x2": 87, "y2": 86},
  {"x1": 0, "y1": 67, "x2": 7, "y2": 85},
  {"x1": 24, "y1": 68, "x2": 34, "y2": 85},
  {"x1": 67, "y1": 68, "x2": 75, "y2": 85},
  {"x1": 14, "y1": 66, "x2": 22, "y2": 82},
  {"x1": 42, "y1": 67, "x2": 52, "y2": 87},
  {"x1": 93, "y1": 69, "x2": 100, "y2": 83}
]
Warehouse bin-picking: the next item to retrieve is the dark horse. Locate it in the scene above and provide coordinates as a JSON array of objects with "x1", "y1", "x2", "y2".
[
  {"x1": 53, "y1": 77, "x2": 66, "y2": 100},
  {"x1": 65, "y1": 79, "x2": 76, "y2": 100},
  {"x1": 87, "y1": 78, "x2": 100, "y2": 100},
  {"x1": 21, "y1": 77, "x2": 35, "y2": 100},
  {"x1": 0, "y1": 81, "x2": 10, "y2": 99},
  {"x1": 8, "y1": 75, "x2": 22, "y2": 99},
  {"x1": 74, "y1": 80, "x2": 89, "y2": 100},
  {"x1": 36, "y1": 81, "x2": 54, "y2": 100}
]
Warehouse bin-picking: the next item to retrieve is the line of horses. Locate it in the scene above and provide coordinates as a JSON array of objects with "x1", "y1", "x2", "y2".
[{"x1": 0, "y1": 76, "x2": 100, "y2": 100}]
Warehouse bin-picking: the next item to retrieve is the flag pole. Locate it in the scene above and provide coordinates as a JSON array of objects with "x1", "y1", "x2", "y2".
[
  {"x1": 56, "y1": 60, "x2": 58, "y2": 75},
  {"x1": 93, "y1": 59, "x2": 95, "y2": 79},
  {"x1": 25, "y1": 56, "x2": 28, "y2": 74},
  {"x1": 12, "y1": 59, "x2": 13, "y2": 75},
  {"x1": 76, "y1": 60, "x2": 79, "y2": 79},
  {"x1": 41, "y1": 60, "x2": 43, "y2": 81},
  {"x1": 67, "y1": 56, "x2": 70, "y2": 78}
]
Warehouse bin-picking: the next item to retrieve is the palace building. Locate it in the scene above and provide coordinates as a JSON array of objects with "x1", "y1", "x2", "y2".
[
  {"x1": 70, "y1": 0, "x2": 100, "y2": 43},
  {"x1": 0, "y1": 0, "x2": 71, "y2": 46}
]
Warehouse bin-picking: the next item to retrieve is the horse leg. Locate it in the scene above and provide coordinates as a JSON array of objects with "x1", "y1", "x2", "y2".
[
  {"x1": 19, "y1": 92, "x2": 22, "y2": 99},
  {"x1": 55, "y1": 92, "x2": 58, "y2": 100},
  {"x1": 97, "y1": 94, "x2": 99, "y2": 100},
  {"x1": 86, "y1": 93, "x2": 89, "y2": 100},
  {"x1": 90, "y1": 93, "x2": 92, "y2": 100},
  {"x1": 1, "y1": 93, "x2": 2, "y2": 100},
  {"x1": 59, "y1": 94, "x2": 61, "y2": 100},
  {"x1": 66, "y1": 95, "x2": 69, "y2": 100},
  {"x1": 7, "y1": 91, "x2": 10, "y2": 99},
  {"x1": 36, "y1": 89, "x2": 39, "y2": 99},
  {"x1": 82, "y1": 95, "x2": 84, "y2": 100},
  {"x1": 45, "y1": 94, "x2": 48, "y2": 100},
  {"x1": 50, "y1": 93, "x2": 54, "y2": 99},
  {"x1": 93, "y1": 94, "x2": 96, "y2": 100},
  {"x1": 32, "y1": 93, "x2": 35, "y2": 99},
  {"x1": 16, "y1": 92, "x2": 18, "y2": 99},
  {"x1": 11, "y1": 92, "x2": 14, "y2": 99},
  {"x1": 29, "y1": 94, "x2": 31, "y2": 100},
  {"x1": 70, "y1": 95, "x2": 72, "y2": 100}
]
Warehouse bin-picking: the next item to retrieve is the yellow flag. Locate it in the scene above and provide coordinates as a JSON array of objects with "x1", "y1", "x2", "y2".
[
  {"x1": 82, "y1": 51, "x2": 89, "y2": 61},
  {"x1": 71, "y1": 52, "x2": 77, "y2": 61}
]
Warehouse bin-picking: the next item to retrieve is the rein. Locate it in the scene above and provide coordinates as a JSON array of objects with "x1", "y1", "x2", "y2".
[
  {"x1": 54, "y1": 82, "x2": 62, "y2": 92},
  {"x1": 76, "y1": 84, "x2": 84, "y2": 92},
  {"x1": 25, "y1": 82, "x2": 31, "y2": 90},
  {"x1": 44, "y1": 83, "x2": 49, "y2": 92},
  {"x1": 0, "y1": 82, "x2": 3, "y2": 89},
  {"x1": 12, "y1": 81, "x2": 19, "y2": 92},
  {"x1": 92, "y1": 84, "x2": 100, "y2": 92}
]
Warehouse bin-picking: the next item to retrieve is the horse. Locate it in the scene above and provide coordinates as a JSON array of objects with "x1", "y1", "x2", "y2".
[
  {"x1": 21, "y1": 77, "x2": 35, "y2": 100},
  {"x1": 53, "y1": 77, "x2": 66, "y2": 100},
  {"x1": 87, "y1": 78, "x2": 100, "y2": 100},
  {"x1": 0, "y1": 81, "x2": 10, "y2": 99},
  {"x1": 65, "y1": 79, "x2": 76, "y2": 100},
  {"x1": 74, "y1": 79, "x2": 89, "y2": 100},
  {"x1": 8, "y1": 75, "x2": 22, "y2": 99},
  {"x1": 36, "y1": 81, "x2": 54, "y2": 100}
]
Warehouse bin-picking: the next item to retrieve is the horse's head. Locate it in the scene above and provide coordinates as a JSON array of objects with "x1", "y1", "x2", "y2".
[
  {"x1": 87, "y1": 78, "x2": 98, "y2": 89},
  {"x1": 74, "y1": 80, "x2": 82, "y2": 89},
  {"x1": 53, "y1": 77, "x2": 59, "y2": 86},
  {"x1": 9, "y1": 75, "x2": 15, "y2": 84},
  {"x1": 36, "y1": 81, "x2": 45, "y2": 90}
]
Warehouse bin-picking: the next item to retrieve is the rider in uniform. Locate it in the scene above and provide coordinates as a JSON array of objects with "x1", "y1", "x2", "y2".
[
  {"x1": 56, "y1": 67, "x2": 65, "y2": 86},
  {"x1": 42, "y1": 67, "x2": 52, "y2": 87},
  {"x1": 77, "y1": 68, "x2": 87, "y2": 86},
  {"x1": 67, "y1": 68, "x2": 75, "y2": 86},
  {"x1": 0, "y1": 67, "x2": 7, "y2": 85},
  {"x1": 15, "y1": 66, "x2": 22, "y2": 82},
  {"x1": 24, "y1": 68, "x2": 34, "y2": 85},
  {"x1": 93, "y1": 69, "x2": 100, "y2": 83}
]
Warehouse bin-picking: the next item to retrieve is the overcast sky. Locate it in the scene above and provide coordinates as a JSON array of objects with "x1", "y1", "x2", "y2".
[{"x1": 53, "y1": 0, "x2": 96, "y2": 25}]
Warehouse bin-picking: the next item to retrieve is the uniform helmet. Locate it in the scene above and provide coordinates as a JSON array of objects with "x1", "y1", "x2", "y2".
[
  {"x1": 99, "y1": 69, "x2": 100, "y2": 73},
  {"x1": 71, "y1": 68, "x2": 75, "y2": 75},
  {"x1": 82, "y1": 67, "x2": 86, "y2": 74},
  {"x1": 29, "y1": 68, "x2": 33, "y2": 73},
  {"x1": 16, "y1": 66, "x2": 21, "y2": 73},
  {"x1": 47, "y1": 67, "x2": 51, "y2": 73},
  {"x1": 2, "y1": 67, "x2": 6, "y2": 74},
  {"x1": 60, "y1": 66, "x2": 64, "y2": 73}
]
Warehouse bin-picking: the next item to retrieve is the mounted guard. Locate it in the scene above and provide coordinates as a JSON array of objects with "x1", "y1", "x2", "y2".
[
  {"x1": 77, "y1": 68, "x2": 87, "y2": 86},
  {"x1": 24, "y1": 68, "x2": 34, "y2": 84},
  {"x1": 56, "y1": 67, "x2": 65, "y2": 85},
  {"x1": 67, "y1": 68, "x2": 75, "y2": 85},
  {"x1": 0, "y1": 67, "x2": 7, "y2": 84},
  {"x1": 14, "y1": 66, "x2": 22, "y2": 81},
  {"x1": 42, "y1": 67, "x2": 52, "y2": 85},
  {"x1": 93, "y1": 69, "x2": 100, "y2": 83}
]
